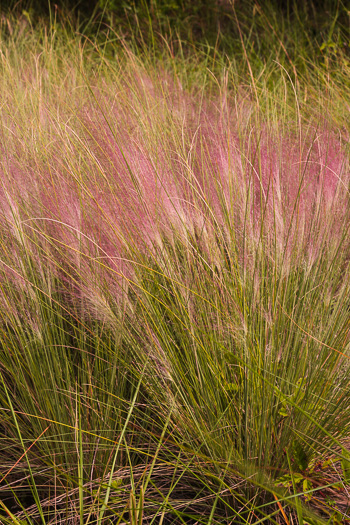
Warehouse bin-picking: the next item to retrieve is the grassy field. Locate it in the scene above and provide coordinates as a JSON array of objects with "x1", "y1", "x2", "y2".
[{"x1": 0, "y1": 2, "x2": 350, "y2": 524}]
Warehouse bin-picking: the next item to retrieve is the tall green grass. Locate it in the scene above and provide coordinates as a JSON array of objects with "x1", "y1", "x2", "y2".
[{"x1": 0, "y1": 6, "x2": 350, "y2": 524}]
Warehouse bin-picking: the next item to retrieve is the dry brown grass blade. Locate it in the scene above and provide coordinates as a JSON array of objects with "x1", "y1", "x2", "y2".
[
  {"x1": 0, "y1": 425, "x2": 50, "y2": 485},
  {"x1": 273, "y1": 493, "x2": 291, "y2": 525}
]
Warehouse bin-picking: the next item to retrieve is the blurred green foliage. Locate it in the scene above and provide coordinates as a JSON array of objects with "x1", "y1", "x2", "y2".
[{"x1": 1, "y1": 0, "x2": 349, "y2": 34}]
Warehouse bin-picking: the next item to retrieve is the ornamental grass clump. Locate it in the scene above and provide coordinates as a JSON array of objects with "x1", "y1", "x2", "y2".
[{"x1": 0, "y1": 18, "x2": 349, "y2": 524}]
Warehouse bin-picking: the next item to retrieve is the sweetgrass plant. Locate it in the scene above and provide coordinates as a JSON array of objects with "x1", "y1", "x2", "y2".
[{"x1": 0, "y1": 9, "x2": 350, "y2": 525}]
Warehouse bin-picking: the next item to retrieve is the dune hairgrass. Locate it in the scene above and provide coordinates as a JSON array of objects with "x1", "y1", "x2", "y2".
[{"x1": 0, "y1": 4, "x2": 350, "y2": 524}]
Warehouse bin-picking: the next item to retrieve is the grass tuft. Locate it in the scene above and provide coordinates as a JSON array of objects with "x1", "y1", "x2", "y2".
[{"x1": 0, "y1": 6, "x2": 350, "y2": 524}]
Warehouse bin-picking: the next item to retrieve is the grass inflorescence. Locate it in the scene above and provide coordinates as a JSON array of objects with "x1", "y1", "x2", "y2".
[{"x1": 0, "y1": 3, "x2": 350, "y2": 524}]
